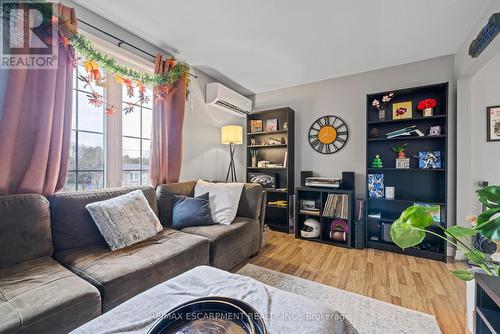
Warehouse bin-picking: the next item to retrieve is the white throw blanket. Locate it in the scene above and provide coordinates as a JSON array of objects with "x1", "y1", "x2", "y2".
[{"x1": 72, "y1": 266, "x2": 357, "y2": 334}]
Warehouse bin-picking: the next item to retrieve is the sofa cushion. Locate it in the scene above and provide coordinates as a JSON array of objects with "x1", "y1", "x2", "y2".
[
  {"x1": 156, "y1": 181, "x2": 196, "y2": 227},
  {"x1": 54, "y1": 228, "x2": 210, "y2": 312},
  {"x1": 236, "y1": 183, "x2": 265, "y2": 220},
  {"x1": 86, "y1": 190, "x2": 163, "y2": 251},
  {"x1": 181, "y1": 217, "x2": 261, "y2": 270},
  {"x1": 172, "y1": 192, "x2": 214, "y2": 229},
  {"x1": 0, "y1": 257, "x2": 101, "y2": 334},
  {"x1": 194, "y1": 179, "x2": 244, "y2": 225},
  {"x1": 49, "y1": 186, "x2": 158, "y2": 253},
  {"x1": 0, "y1": 194, "x2": 52, "y2": 268}
]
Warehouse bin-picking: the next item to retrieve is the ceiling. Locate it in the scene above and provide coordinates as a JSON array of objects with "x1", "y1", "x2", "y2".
[{"x1": 75, "y1": 0, "x2": 491, "y2": 94}]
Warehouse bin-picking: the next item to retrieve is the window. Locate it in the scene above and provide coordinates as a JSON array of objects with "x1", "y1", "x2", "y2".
[
  {"x1": 62, "y1": 32, "x2": 155, "y2": 191},
  {"x1": 65, "y1": 59, "x2": 105, "y2": 191},
  {"x1": 121, "y1": 86, "x2": 153, "y2": 186}
]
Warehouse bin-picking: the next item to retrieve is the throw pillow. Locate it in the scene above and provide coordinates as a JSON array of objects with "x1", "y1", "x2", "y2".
[
  {"x1": 194, "y1": 179, "x2": 244, "y2": 225},
  {"x1": 86, "y1": 190, "x2": 163, "y2": 250},
  {"x1": 172, "y1": 192, "x2": 214, "y2": 229}
]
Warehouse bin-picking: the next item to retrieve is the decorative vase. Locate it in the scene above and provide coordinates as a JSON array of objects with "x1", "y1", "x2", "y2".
[
  {"x1": 423, "y1": 107, "x2": 433, "y2": 117},
  {"x1": 378, "y1": 109, "x2": 386, "y2": 121},
  {"x1": 251, "y1": 157, "x2": 257, "y2": 168}
]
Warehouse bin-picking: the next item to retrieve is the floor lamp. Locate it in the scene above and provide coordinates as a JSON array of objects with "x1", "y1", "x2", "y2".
[{"x1": 221, "y1": 125, "x2": 243, "y2": 182}]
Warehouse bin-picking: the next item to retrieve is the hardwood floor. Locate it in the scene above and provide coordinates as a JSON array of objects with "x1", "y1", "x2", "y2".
[{"x1": 247, "y1": 231, "x2": 469, "y2": 334}]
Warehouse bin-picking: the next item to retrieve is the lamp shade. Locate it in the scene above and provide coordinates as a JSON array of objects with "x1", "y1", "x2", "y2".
[{"x1": 221, "y1": 125, "x2": 243, "y2": 145}]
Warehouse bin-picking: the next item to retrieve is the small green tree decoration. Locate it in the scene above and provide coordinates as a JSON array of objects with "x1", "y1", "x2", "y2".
[{"x1": 371, "y1": 155, "x2": 383, "y2": 168}]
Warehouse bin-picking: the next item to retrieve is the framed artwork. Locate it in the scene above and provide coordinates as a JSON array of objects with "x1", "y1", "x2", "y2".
[
  {"x1": 249, "y1": 173, "x2": 278, "y2": 189},
  {"x1": 414, "y1": 203, "x2": 441, "y2": 223},
  {"x1": 418, "y1": 151, "x2": 442, "y2": 169},
  {"x1": 392, "y1": 101, "x2": 413, "y2": 120},
  {"x1": 266, "y1": 118, "x2": 278, "y2": 132},
  {"x1": 368, "y1": 174, "x2": 384, "y2": 198},
  {"x1": 250, "y1": 120, "x2": 263, "y2": 133},
  {"x1": 487, "y1": 106, "x2": 500, "y2": 141}
]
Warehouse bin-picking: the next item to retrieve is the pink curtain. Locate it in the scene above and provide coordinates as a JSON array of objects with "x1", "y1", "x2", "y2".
[
  {"x1": 0, "y1": 6, "x2": 76, "y2": 196},
  {"x1": 150, "y1": 55, "x2": 187, "y2": 186}
]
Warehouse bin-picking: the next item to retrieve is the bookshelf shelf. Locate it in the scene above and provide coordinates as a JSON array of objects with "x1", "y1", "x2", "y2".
[
  {"x1": 247, "y1": 129, "x2": 288, "y2": 136},
  {"x1": 247, "y1": 108, "x2": 295, "y2": 234},
  {"x1": 295, "y1": 187, "x2": 354, "y2": 248},
  {"x1": 249, "y1": 144, "x2": 287, "y2": 148},
  {"x1": 367, "y1": 135, "x2": 445, "y2": 142},
  {"x1": 366, "y1": 82, "x2": 449, "y2": 262},
  {"x1": 367, "y1": 114, "x2": 446, "y2": 125},
  {"x1": 367, "y1": 168, "x2": 445, "y2": 172}
]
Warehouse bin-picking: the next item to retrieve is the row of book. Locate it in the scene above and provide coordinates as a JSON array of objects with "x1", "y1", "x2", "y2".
[{"x1": 323, "y1": 194, "x2": 349, "y2": 219}]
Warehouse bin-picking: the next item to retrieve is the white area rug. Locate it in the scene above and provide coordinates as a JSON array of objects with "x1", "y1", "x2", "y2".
[{"x1": 237, "y1": 264, "x2": 441, "y2": 334}]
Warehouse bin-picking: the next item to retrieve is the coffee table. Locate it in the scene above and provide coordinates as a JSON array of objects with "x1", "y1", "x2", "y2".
[{"x1": 72, "y1": 265, "x2": 356, "y2": 333}]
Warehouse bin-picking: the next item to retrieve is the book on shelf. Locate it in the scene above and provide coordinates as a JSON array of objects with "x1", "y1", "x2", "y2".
[
  {"x1": 299, "y1": 199, "x2": 321, "y2": 216},
  {"x1": 322, "y1": 193, "x2": 349, "y2": 219},
  {"x1": 299, "y1": 209, "x2": 321, "y2": 215}
]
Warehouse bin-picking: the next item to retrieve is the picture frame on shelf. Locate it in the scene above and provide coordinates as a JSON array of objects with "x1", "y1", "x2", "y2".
[
  {"x1": 418, "y1": 151, "x2": 442, "y2": 169},
  {"x1": 487, "y1": 105, "x2": 500, "y2": 142},
  {"x1": 266, "y1": 118, "x2": 278, "y2": 132},
  {"x1": 392, "y1": 101, "x2": 413, "y2": 120},
  {"x1": 249, "y1": 173, "x2": 278, "y2": 189},
  {"x1": 250, "y1": 120, "x2": 263, "y2": 133},
  {"x1": 368, "y1": 174, "x2": 384, "y2": 198}
]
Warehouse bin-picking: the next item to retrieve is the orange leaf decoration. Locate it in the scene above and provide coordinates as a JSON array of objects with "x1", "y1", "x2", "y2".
[
  {"x1": 83, "y1": 60, "x2": 99, "y2": 73},
  {"x1": 123, "y1": 79, "x2": 133, "y2": 88},
  {"x1": 105, "y1": 106, "x2": 117, "y2": 115},
  {"x1": 115, "y1": 75, "x2": 125, "y2": 84},
  {"x1": 167, "y1": 57, "x2": 176, "y2": 70}
]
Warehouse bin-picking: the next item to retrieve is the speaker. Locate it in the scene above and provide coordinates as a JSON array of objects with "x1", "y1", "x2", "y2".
[
  {"x1": 301, "y1": 171, "x2": 313, "y2": 186},
  {"x1": 341, "y1": 171, "x2": 355, "y2": 190},
  {"x1": 380, "y1": 222, "x2": 393, "y2": 243}
]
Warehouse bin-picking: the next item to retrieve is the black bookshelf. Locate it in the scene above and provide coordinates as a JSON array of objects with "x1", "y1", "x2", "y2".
[
  {"x1": 246, "y1": 108, "x2": 295, "y2": 233},
  {"x1": 295, "y1": 187, "x2": 354, "y2": 248},
  {"x1": 366, "y1": 83, "x2": 449, "y2": 262}
]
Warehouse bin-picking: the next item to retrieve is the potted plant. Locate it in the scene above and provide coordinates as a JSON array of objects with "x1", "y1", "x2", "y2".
[
  {"x1": 372, "y1": 92, "x2": 394, "y2": 121},
  {"x1": 392, "y1": 143, "x2": 409, "y2": 168},
  {"x1": 417, "y1": 98, "x2": 437, "y2": 117},
  {"x1": 392, "y1": 143, "x2": 408, "y2": 158},
  {"x1": 390, "y1": 185, "x2": 499, "y2": 332}
]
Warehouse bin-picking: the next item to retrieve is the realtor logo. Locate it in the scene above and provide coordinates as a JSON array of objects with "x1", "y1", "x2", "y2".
[{"x1": 1, "y1": 1, "x2": 58, "y2": 68}]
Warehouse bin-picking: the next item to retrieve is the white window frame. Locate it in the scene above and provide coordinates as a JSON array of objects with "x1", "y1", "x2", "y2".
[{"x1": 75, "y1": 31, "x2": 154, "y2": 189}]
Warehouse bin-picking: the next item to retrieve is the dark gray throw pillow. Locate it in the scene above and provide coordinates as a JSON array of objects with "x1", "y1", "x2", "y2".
[{"x1": 172, "y1": 192, "x2": 214, "y2": 229}]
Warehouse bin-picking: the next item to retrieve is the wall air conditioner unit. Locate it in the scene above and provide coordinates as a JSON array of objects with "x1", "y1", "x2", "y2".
[{"x1": 206, "y1": 83, "x2": 252, "y2": 117}]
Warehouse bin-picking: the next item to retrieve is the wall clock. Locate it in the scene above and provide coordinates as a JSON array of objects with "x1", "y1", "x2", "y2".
[{"x1": 308, "y1": 115, "x2": 349, "y2": 154}]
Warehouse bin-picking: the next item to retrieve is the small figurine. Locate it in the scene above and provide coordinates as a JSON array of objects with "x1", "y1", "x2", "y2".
[
  {"x1": 428, "y1": 126, "x2": 441, "y2": 136},
  {"x1": 371, "y1": 155, "x2": 383, "y2": 168},
  {"x1": 280, "y1": 137, "x2": 286, "y2": 144},
  {"x1": 250, "y1": 138, "x2": 257, "y2": 146}
]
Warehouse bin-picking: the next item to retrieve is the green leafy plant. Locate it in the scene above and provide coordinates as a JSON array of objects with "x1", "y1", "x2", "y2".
[
  {"x1": 391, "y1": 143, "x2": 408, "y2": 154},
  {"x1": 390, "y1": 186, "x2": 500, "y2": 281}
]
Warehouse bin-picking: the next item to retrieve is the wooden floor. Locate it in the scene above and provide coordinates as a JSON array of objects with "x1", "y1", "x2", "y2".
[{"x1": 246, "y1": 231, "x2": 469, "y2": 334}]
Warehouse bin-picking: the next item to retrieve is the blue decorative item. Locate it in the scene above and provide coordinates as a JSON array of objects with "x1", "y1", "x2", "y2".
[
  {"x1": 368, "y1": 174, "x2": 384, "y2": 198},
  {"x1": 418, "y1": 151, "x2": 442, "y2": 169}
]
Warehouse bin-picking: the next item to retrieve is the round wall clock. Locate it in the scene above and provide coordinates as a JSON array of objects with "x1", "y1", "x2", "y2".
[{"x1": 308, "y1": 115, "x2": 349, "y2": 154}]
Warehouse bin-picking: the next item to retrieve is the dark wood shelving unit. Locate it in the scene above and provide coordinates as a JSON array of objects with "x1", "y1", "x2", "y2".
[
  {"x1": 295, "y1": 187, "x2": 354, "y2": 248},
  {"x1": 475, "y1": 274, "x2": 500, "y2": 333},
  {"x1": 247, "y1": 108, "x2": 295, "y2": 233},
  {"x1": 366, "y1": 82, "x2": 449, "y2": 262}
]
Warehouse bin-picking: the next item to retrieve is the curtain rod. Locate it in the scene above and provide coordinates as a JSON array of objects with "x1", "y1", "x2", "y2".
[{"x1": 77, "y1": 19, "x2": 198, "y2": 78}]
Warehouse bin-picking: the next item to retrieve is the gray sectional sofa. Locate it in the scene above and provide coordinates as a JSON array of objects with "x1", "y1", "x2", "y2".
[{"x1": 0, "y1": 181, "x2": 265, "y2": 334}]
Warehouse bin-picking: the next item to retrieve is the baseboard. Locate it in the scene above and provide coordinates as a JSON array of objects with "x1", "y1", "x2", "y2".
[{"x1": 455, "y1": 249, "x2": 467, "y2": 261}]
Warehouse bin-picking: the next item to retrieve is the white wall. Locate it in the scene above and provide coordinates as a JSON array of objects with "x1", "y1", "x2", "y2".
[
  {"x1": 62, "y1": 0, "x2": 246, "y2": 183},
  {"x1": 463, "y1": 52, "x2": 500, "y2": 216},
  {"x1": 180, "y1": 69, "x2": 246, "y2": 182},
  {"x1": 252, "y1": 56, "x2": 456, "y2": 205}
]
